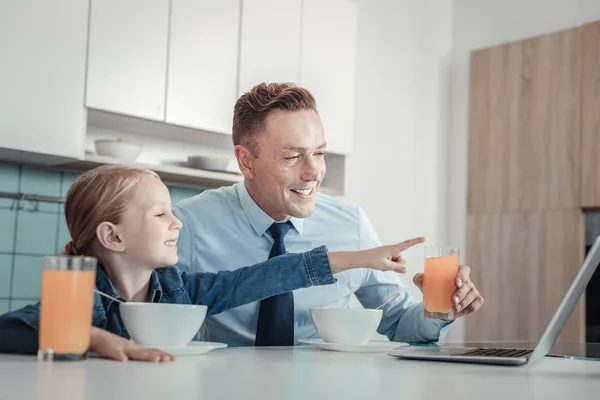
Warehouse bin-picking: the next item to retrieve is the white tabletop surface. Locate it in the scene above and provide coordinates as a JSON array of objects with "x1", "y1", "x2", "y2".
[{"x1": 1, "y1": 346, "x2": 599, "y2": 400}]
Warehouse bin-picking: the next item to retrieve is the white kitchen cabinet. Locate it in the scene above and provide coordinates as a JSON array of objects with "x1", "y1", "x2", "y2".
[
  {"x1": 238, "y1": 0, "x2": 302, "y2": 95},
  {"x1": 86, "y1": 0, "x2": 169, "y2": 121},
  {"x1": 301, "y1": 0, "x2": 357, "y2": 155},
  {"x1": 166, "y1": 0, "x2": 240, "y2": 134},
  {"x1": 0, "y1": 0, "x2": 88, "y2": 160}
]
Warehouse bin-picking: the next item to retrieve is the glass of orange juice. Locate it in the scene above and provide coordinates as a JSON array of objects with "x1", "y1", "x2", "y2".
[
  {"x1": 38, "y1": 255, "x2": 97, "y2": 361},
  {"x1": 423, "y1": 246, "x2": 459, "y2": 320}
]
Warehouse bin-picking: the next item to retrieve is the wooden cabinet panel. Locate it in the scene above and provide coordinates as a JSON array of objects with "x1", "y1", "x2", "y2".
[
  {"x1": 465, "y1": 210, "x2": 585, "y2": 342},
  {"x1": 468, "y1": 28, "x2": 581, "y2": 213},
  {"x1": 581, "y1": 21, "x2": 600, "y2": 208}
]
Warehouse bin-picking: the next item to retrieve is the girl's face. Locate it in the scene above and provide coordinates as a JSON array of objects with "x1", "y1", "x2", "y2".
[{"x1": 116, "y1": 174, "x2": 182, "y2": 269}]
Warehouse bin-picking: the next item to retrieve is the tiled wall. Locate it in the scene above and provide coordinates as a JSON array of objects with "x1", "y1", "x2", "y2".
[{"x1": 0, "y1": 162, "x2": 203, "y2": 315}]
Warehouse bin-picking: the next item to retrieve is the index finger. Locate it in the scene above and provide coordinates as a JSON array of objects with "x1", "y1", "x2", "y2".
[
  {"x1": 456, "y1": 265, "x2": 471, "y2": 287},
  {"x1": 393, "y1": 237, "x2": 426, "y2": 252}
]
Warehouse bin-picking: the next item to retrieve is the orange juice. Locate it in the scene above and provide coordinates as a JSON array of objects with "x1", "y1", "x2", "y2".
[
  {"x1": 424, "y1": 255, "x2": 459, "y2": 318},
  {"x1": 39, "y1": 269, "x2": 96, "y2": 357}
]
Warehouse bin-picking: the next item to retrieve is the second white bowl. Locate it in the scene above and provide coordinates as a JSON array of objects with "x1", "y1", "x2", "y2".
[
  {"x1": 119, "y1": 303, "x2": 207, "y2": 347},
  {"x1": 310, "y1": 308, "x2": 383, "y2": 346},
  {"x1": 187, "y1": 155, "x2": 231, "y2": 172},
  {"x1": 95, "y1": 139, "x2": 142, "y2": 161}
]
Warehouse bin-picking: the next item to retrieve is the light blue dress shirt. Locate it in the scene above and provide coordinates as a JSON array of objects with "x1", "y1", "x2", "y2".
[{"x1": 173, "y1": 182, "x2": 451, "y2": 346}]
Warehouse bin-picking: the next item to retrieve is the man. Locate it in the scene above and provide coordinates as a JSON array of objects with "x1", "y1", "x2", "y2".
[{"x1": 174, "y1": 82, "x2": 483, "y2": 346}]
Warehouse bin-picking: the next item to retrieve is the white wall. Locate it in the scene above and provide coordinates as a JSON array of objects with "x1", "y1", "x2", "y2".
[
  {"x1": 347, "y1": 0, "x2": 453, "y2": 265},
  {"x1": 345, "y1": 0, "x2": 456, "y2": 338}
]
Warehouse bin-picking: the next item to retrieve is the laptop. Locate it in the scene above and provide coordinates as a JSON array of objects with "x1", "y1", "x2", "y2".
[{"x1": 388, "y1": 236, "x2": 600, "y2": 366}]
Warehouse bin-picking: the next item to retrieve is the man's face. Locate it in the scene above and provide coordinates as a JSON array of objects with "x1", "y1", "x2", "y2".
[{"x1": 242, "y1": 109, "x2": 327, "y2": 221}]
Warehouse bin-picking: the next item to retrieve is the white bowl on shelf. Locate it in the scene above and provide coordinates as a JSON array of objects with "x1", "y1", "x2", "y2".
[
  {"x1": 187, "y1": 155, "x2": 232, "y2": 172},
  {"x1": 95, "y1": 139, "x2": 142, "y2": 162}
]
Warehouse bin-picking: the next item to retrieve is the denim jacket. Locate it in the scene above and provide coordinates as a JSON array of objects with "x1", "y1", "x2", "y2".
[{"x1": 0, "y1": 246, "x2": 333, "y2": 354}]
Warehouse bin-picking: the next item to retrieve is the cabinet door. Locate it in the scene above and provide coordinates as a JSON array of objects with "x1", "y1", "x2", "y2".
[
  {"x1": 466, "y1": 210, "x2": 585, "y2": 343},
  {"x1": 300, "y1": 0, "x2": 358, "y2": 155},
  {"x1": 0, "y1": 0, "x2": 88, "y2": 159},
  {"x1": 86, "y1": 0, "x2": 169, "y2": 121},
  {"x1": 468, "y1": 27, "x2": 581, "y2": 213},
  {"x1": 238, "y1": 0, "x2": 302, "y2": 95},
  {"x1": 581, "y1": 21, "x2": 600, "y2": 208},
  {"x1": 166, "y1": 0, "x2": 240, "y2": 134}
]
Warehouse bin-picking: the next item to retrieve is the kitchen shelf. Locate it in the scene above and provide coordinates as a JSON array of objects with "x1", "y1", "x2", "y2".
[
  {"x1": 55, "y1": 153, "x2": 242, "y2": 189},
  {"x1": 54, "y1": 153, "x2": 343, "y2": 195}
]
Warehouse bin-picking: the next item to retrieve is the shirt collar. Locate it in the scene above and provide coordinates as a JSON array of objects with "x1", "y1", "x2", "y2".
[
  {"x1": 236, "y1": 182, "x2": 304, "y2": 237},
  {"x1": 147, "y1": 270, "x2": 163, "y2": 302},
  {"x1": 95, "y1": 265, "x2": 163, "y2": 309}
]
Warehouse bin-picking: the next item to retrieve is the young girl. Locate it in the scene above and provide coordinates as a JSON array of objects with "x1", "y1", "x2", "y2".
[{"x1": 0, "y1": 165, "x2": 423, "y2": 362}]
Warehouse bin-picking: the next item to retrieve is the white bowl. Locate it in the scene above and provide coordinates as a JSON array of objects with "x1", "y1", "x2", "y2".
[
  {"x1": 119, "y1": 303, "x2": 207, "y2": 347},
  {"x1": 95, "y1": 139, "x2": 142, "y2": 161},
  {"x1": 310, "y1": 308, "x2": 383, "y2": 346},
  {"x1": 187, "y1": 155, "x2": 231, "y2": 172}
]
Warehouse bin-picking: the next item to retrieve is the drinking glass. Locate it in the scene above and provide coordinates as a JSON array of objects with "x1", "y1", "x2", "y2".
[
  {"x1": 423, "y1": 246, "x2": 459, "y2": 319},
  {"x1": 38, "y1": 255, "x2": 97, "y2": 361}
]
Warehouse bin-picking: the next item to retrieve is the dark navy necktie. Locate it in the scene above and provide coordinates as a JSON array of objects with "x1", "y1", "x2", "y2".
[{"x1": 255, "y1": 221, "x2": 294, "y2": 346}]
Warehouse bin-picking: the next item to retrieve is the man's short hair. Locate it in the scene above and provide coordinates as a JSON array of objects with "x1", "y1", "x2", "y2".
[{"x1": 232, "y1": 82, "x2": 317, "y2": 155}]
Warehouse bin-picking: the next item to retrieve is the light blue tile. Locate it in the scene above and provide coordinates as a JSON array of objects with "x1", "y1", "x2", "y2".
[
  {"x1": 9, "y1": 299, "x2": 39, "y2": 312},
  {"x1": 0, "y1": 208, "x2": 17, "y2": 253},
  {"x1": 19, "y1": 165, "x2": 62, "y2": 212},
  {"x1": 0, "y1": 255, "x2": 13, "y2": 298},
  {"x1": 0, "y1": 163, "x2": 20, "y2": 209},
  {"x1": 12, "y1": 255, "x2": 43, "y2": 298},
  {"x1": 0, "y1": 300, "x2": 9, "y2": 316},
  {"x1": 56, "y1": 214, "x2": 71, "y2": 254},
  {"x1": 169, "y1": 186, "x2": 202, "y2": 205},
  {"x1": 15, "y1": 211, "x2": 59, "y2": 255},
  {"x1": 60, "y1": 171, "x2": 80, "y2": 198}
]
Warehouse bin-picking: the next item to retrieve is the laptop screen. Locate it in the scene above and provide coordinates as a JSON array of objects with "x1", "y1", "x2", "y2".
[{"x1": 529, "y1": 236, "x2": 600, "y2": 363}]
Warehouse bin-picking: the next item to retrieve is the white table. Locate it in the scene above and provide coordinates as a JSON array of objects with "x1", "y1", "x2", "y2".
[{"x1": 1, "y1": 346, "x2": 599, "y2": 400}]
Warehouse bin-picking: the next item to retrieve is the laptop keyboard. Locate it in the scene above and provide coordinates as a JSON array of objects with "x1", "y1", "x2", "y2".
[{"x1": 453, "y1": 348, "x2": 533, "y2": 358}]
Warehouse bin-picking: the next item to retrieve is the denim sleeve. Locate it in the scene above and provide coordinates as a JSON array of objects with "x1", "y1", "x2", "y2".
[
  {"x1": 352, "y1": 206, "x2": 452, "y2": 343},
  {"x1": 0, "y1": 293, "x2": 108, "y2": 355},
  {"x1": 182, "y1": 245, "x2": 335, "y2": 315},
  {"x1": 0, "y1": 304, "x2": 42, "y2": 354}
]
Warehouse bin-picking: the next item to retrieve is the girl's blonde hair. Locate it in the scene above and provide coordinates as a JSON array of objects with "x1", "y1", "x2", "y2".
[{"x1": 61, "y1": 165, "x2": 159, "y2": 259}]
